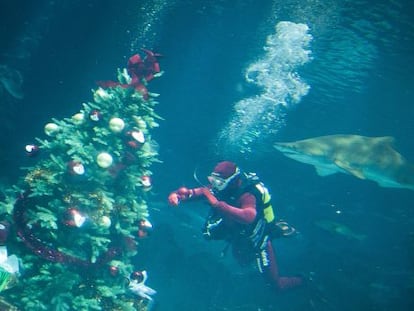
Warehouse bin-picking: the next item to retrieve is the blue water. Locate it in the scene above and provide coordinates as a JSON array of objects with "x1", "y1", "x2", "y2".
[{"x1": 1, "y1": 0, "x2": 413, "y2": 310}]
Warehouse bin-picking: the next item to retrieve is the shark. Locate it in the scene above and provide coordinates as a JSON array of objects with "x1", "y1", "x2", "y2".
[
  {"x1": 314, "y1": 219, "x2": 367, "y2": 241},
  {"x1": 274, "y1": 134, "x2": 414, "y2": 191}
]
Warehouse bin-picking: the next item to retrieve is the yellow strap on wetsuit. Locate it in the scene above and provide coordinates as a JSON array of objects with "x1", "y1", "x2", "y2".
[{"x1": 255, "y1": 183, "x2": 275, "y2": 223}]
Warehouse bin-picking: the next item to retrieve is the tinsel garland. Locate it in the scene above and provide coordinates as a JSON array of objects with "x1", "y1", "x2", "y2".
[{"x1": 13, "y1": 191, "x2": 120, "y2": 267}]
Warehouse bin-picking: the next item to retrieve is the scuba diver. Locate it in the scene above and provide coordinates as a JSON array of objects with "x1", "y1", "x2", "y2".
[{"x1": 168, "y1": 161, "x2": 303, "y2": 291}]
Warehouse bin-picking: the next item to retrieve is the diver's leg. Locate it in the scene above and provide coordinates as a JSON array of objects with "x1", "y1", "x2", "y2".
[
  {"x1": 232, "y1": 240, "x2": 253, "y2": 266},
  {"x1": 257, "y1": 239, "x2": 303, "y2": 290}
]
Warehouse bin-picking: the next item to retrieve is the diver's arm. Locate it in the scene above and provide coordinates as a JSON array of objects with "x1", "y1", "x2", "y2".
[
  {"x1": 201, "y1": 188, "x2": 257, "y2": 224},
  {"x1": 214, "y1": 193, "x2": 257, "y2": 224},
  {"x1": 186, "y1": 187, "x2": 205, "y2": 198}
]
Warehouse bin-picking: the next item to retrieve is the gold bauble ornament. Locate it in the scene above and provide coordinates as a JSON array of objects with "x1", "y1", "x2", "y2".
[
  {"x1": 44, "y1": 123, "x2": 59, "y2": 136},
  {"x1": 109, "y1": 117, "x2": 125, "y2": 133},
  {"x1": 96, "y1": 152, "x2": 113, "y2": 168}
]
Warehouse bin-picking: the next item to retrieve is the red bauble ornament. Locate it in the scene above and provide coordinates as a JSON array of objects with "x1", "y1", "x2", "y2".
[
  {"x1": 126, "y1": 140, "x2": 139, "y2": 149},
  {"x1": 108, "y1": 163, "x2": 126, "y2": 178},
  {"x1": 25, "y1": 144, "x2": 40, "y2": 157},
  {"x1": 109, "y1": 265, "x2": 119, "y2": 277},
  {"x1": 126, "y1": 130, "x2": 145, "y2": 149},
  {"x1": 89, "y1": 110, "x2": 102, "y2": 122},
  {"x1": 141, "y1": 176, "x2": 152, "y2": 191},
  {"x1": 122, "y1": 151, "x2": 137, "y2": 165},
  {"x1": 137, "y1": 219, "x2": 153, "y2": 238},
  {"x1": 63, "y1": 208, "x2": 86, "y2": 227},
  {"x1": 128, "y1": 130, "x2": 145, "y2": 143},
  {"x1": 130, "y1": 270, "x2": 144, "y2": 283},
  {"x1": 67, "y1": 161, "x2": 85, "y2": 176},
  {"x1": 0, "y1": 221, "x2": 10, "y2": 245},
  {"x1": 122, "y1": 236, "x2": 137, "y2": 252}
]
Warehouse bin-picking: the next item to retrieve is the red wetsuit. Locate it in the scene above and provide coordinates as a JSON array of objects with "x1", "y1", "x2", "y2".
[{"x1": 169, "y1": 186, "x2": 303, "y2": 291}]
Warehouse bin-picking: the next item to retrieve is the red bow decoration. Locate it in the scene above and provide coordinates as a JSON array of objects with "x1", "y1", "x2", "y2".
[{"x1": 97, "y1": 49, "x2": 161, "y2": 100}]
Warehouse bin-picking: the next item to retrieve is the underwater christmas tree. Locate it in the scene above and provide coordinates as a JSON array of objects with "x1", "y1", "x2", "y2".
[{"x1": 0, "y1": 50, "x2": 162, "y2": 310}]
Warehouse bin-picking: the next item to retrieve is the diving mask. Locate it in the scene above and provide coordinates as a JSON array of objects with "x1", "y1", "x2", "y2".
[{"x1": 208, "y1": 167, "x2": 240, "y2": 191}]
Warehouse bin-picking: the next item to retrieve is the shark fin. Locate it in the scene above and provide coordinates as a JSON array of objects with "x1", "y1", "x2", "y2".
[
  {"x1": 334, "y1": 160, "x2": 366, "y2": 179},
  {"x1": 315, "y1": 166, "x2": 338, "y2": 176}
]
